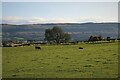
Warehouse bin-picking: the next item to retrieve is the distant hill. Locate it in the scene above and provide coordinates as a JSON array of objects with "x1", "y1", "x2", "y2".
[{"x1": 2, "y1": 23, "x2": 118, "y2": 41}]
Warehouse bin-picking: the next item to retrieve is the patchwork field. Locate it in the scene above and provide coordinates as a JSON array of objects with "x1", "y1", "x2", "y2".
[{"x1": 2, "y1": 42, "x2": 118, "y2": 78}]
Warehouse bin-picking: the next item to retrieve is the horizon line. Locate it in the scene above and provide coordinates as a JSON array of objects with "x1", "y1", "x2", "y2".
[{"x1": 1, "y1": 22, "x2": 119, "y2": 25}]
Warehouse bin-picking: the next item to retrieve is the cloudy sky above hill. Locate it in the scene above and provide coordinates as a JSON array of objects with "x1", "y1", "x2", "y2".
[{"x1": 2, "y1": 2, "x2": 118, "y2": 24}]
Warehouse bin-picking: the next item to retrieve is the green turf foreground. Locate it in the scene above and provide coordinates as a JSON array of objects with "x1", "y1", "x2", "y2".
[
  {"x1": 2, "y1": 42, "x2": 118, "y2": 78},
  {"x1": 0, "y1": 47, "x2": 2, "y2": 79}
]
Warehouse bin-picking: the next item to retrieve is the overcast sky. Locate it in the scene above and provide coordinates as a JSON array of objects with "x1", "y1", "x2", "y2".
[{"x1": 2, "y1": 2, "x2": 118, "y2": 24}]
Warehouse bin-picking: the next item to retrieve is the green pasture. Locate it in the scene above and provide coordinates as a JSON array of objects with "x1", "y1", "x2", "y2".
[{"x1": 2, "y1": 42, "x2": 118, "y2": 78}]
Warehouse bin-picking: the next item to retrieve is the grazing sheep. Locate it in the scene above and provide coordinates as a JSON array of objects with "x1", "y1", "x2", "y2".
[
  {"x1": 35, "y1": 46, "x2": 41, "y2": 49},
  {"x1": 79, "y1": 47, "x2": 83, "y2": 49},
  {"x1": 12, "y1": 74, "x2": 16, "y2": 77}
]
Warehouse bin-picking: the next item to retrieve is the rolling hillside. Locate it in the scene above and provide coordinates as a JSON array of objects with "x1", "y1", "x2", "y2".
[{"x1": 2, "y1": 23, "x2": 118, "y2": 41}]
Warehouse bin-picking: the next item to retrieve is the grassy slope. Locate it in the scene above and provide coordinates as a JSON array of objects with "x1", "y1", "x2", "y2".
[
  {"x1": 0, "y1": 47, "x2": 2, "y2": 78},
  {"x1": 2, "y1": 42, "x2": 118, "y2": 78}
]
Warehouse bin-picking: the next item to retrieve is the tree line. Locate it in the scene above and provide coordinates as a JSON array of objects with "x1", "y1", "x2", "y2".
[
  {"x1": 44, "y1": 26, "x2": 116, "y2": 44},
  {"x1": 2, "y1": 26, "x2": 118, "y2": 47}
]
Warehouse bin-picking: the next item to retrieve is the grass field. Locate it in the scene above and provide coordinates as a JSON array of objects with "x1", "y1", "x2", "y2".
[
  {"x1": 0, "y1": 47, "x2": 2, "y2": 78},
  {"x1": 2, "y1": 42, "x2": 118, "y2": 78}
]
